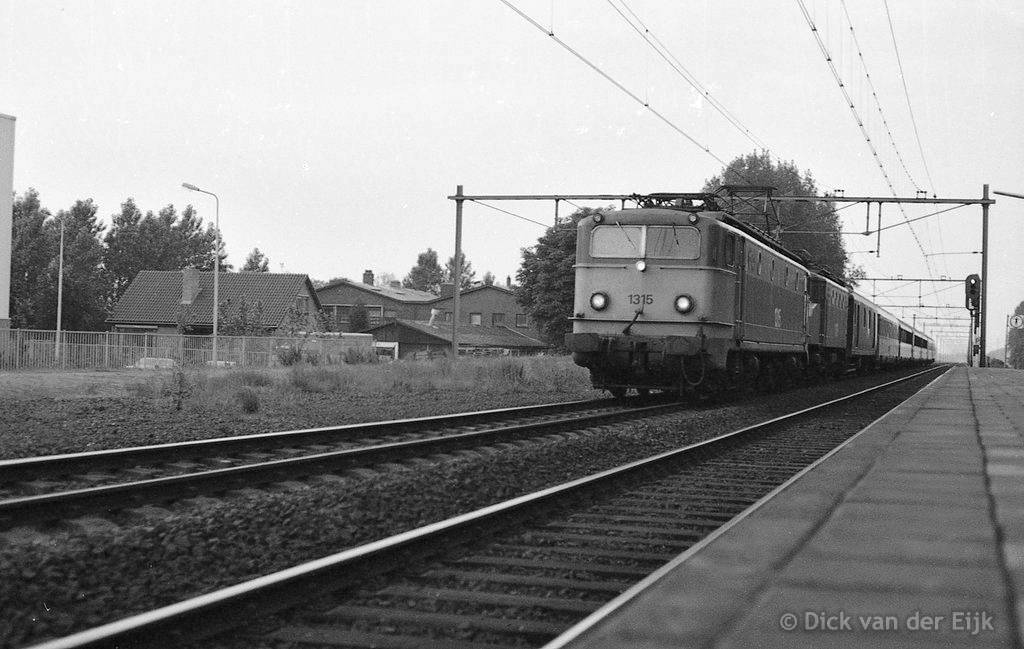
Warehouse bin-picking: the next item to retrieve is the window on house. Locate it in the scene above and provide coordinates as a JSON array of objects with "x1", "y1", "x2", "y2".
[
  {"x1": 470, "y1": 313, "x2": 482, "y2": 326},
  {"x1": 444, "y1": 311, "x2": 452, "y2": 322},
  {"x1": 492, "y1": 313, "x2": 505, "y2": 326},
  {"x1": 515, "y1": 313, "x2": 528, "y2": 327}
]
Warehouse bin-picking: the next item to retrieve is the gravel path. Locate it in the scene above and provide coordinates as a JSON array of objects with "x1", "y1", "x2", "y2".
[{"x1": 0, "y1": 368, "x2": 940, "y2": 648}]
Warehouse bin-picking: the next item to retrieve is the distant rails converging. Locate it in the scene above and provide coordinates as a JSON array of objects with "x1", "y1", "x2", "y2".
[
  {"x1": 0, "y1": 396, "x2": 683, "y2": 530},
  {"x1": 25, "y1": 365, "x2": 948, "y2": 649}
]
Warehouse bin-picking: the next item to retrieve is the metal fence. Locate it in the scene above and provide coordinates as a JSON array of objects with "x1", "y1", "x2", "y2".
[{"x1": 0, "y1": 328, "x2": 376, "y2": 371}]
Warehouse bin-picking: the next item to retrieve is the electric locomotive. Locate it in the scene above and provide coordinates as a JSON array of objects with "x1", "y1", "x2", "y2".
[{"x1": 564, "y1": 190, "x2": 933, "y2": 396}]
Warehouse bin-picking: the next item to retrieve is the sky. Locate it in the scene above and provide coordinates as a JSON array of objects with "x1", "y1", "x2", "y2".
[{"x1": 2, "y1": 0, "x2": 1022, "y2": 358}]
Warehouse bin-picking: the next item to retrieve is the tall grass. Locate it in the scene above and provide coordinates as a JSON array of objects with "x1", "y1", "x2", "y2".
[{"x1": 126, "y1": 355, "x2": 591, "y2": 413}]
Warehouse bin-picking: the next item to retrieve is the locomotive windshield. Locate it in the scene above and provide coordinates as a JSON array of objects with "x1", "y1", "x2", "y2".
[
  {"x1": 591, "y1": 225, "x2": 643, "y2": 257},
  {"x1": 646, "y1": 226, "x2": 700, "y2": 259},
  {"x1": 590, "y1": 224, "x2": 700, "y2": 259}
]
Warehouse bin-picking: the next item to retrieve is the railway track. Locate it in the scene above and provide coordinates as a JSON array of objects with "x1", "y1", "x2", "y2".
[
  {"x1": 26, "y1": 365, "x2": 949, "y2": 649},
  {"x1": 0, "y1": 397, "x2": 680, "y2": 529}
]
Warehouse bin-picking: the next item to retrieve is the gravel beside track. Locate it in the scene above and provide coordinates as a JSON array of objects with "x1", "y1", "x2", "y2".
[
  {"x1": 0, "y1": 367, "x2": 940, "y2": 648},
  {"x1": 0, "y1": 388, "x2": 602, "y2": 461}
]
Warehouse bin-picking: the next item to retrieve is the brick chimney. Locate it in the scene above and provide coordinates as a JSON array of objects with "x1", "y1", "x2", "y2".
[
  {"x1": 180, "y1": 267, "x2": 200, "y2": 305},
  {"x1": 439, "y1": 282, "x2": 455, "y2": 299},
  {"x1": 362, "y1": 269, "x2": 374, "y2": 285}
]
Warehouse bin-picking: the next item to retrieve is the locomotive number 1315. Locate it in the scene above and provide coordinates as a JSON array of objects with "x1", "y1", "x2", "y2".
[{"x1": 628, "y1": 294, "x2": 654, "y2": 305}]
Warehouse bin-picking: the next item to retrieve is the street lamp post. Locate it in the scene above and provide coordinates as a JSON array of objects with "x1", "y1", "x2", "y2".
[
  {"x1": 54, "y1": 215, "x2": 64, "y2": 365},
  {"x1": 182, "y1": 183, "x2": 220, "y2": 366}
]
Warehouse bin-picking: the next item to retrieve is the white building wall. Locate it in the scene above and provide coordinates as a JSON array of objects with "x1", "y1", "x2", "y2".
[{"x1": 0, "y1": 114, "x2": 14, "y2": 328}]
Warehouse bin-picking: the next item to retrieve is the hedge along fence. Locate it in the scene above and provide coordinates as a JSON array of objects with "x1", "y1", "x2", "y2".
[{"x1": 0, "y1": 328, "x2": 375, "y2": 371}]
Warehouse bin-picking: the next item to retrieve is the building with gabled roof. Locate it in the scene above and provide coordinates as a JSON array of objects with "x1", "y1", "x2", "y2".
[
  {"x1": 316, "y1": 270, "x2": 543, "y2": 339},
  {"x1": 108, "y1": 269, "x2": 322, "y2": 334},
  {"x1": 365, "y1": 319, "x2": 548, "y2": 359}
]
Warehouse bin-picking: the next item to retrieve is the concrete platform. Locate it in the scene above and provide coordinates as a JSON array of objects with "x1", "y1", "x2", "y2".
[{"x1": 553, "y1": 367, "x2": 1024, "y2": 649}]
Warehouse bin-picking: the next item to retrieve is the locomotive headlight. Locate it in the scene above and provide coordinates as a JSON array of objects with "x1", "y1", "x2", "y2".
[
  {"x1": 592, "y1": 213, "x2": 604, "y2": 223},
  {"x1": 687, "y1": 214, "x2": 699, "y2": 224},
  {"x1": 635, "y1": 260, "x2": 647, "y2": 272},
  {"x1": 590, "y1": 292, "x2": 609, "y2": 311},
  {"x1": 674, "y1": 294, "x2": 695, "y2": 313}
]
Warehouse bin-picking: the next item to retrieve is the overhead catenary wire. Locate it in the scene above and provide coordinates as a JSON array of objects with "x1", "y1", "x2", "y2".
[
  {"x1": 794, "y1": 0, "x2": 936, "y2": 283},
  {"x1": 470, "y1": 200, "x2": 550, "y2": 229},
  {"x1": 879, "y1": 0, "x2": 949, "y2": 280},
  {"x1": 839, "y1": 0, "x2": 921, "y2": 193},
  {"x1": 882, "y1": 0, "x2": 937, "y2": 194},
  {"x1": 606, "y1": 0, "x2": 769, "y2": 152},
  {"x1": 497, "y1": 0, "x2": 755, "y2": 185}
]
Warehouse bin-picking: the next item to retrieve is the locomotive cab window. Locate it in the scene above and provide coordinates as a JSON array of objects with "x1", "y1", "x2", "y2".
[
  {"x1": 590, "y1": 224, "x2": 700, "y2": 259},
  {"x1": 591, "y1": 225, "x2": 643, "y2": 257},
  {"x1": 646, "y1": 226, "x2": 700, "y2": 259}
]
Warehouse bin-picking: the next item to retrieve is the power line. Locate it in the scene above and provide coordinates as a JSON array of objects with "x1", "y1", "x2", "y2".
[
  {"x1": 606, "y1": 0, "x2": 769, "y2": 151},
  {"x1": 839, "y1": 0, "x2": 920, "y2": 192},
  {"x1": 882, "y1": 0, "x2": 938, "y2": 194},
  {"x1": 794, "y1": 0, "x2": 935, "y2": 280},
  {"x1": 498, "y1": 0, "x2": 753, "y2": 185},
  {"x1": 470, "y1": 200, "x2": 549, "y2": 228}
]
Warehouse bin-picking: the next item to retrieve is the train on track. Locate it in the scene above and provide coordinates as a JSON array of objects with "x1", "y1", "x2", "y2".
[{"x1": 565, "y1": 187, "x2": 935, "y2": 397}]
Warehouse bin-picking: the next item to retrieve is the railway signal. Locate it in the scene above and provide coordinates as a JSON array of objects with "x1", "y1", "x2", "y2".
[{"x1": 965, "y1": 274, "x2": 981, "y2": 312}]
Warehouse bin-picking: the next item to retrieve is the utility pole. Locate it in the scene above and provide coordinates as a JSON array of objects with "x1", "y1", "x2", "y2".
[
  {"x1": 452, "y1": 185, "x2": 464, "y2": 358},
  {"x1": 980, "y1": 185, "x2": 989, "y2": 366}
]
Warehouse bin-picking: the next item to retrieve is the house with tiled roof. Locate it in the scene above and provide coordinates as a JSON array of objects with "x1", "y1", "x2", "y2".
[
  {"x1": 316, "y1": 270, "x2": 542, "y2": 339},
  {"x1": 108, "y1": 269, "x2": 322, "y2": 335},
  {"x1": 316, "y1": 270, "x2": 437, "y2": 331},
  {"x1": 365, "y1": 319, "x2": 548, "y2": 359}
]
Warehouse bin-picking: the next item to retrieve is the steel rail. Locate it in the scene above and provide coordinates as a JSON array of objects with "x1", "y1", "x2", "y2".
[
  {"x1": 0, "y1": 401, "x2": 682, "y2": 528},
  {"x1": 0, "y1": 398, "x2": 615, "y2": 484},
  {"x1": 24, "y1": 365, "x2": 948, "y2": 649},
  {"x1": 545, "y1": 364, "x2": 952, "y2": 649}
]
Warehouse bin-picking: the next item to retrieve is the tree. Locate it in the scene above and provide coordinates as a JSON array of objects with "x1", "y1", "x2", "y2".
[
  {"x1": 403, "y1": 248, "x2": 444, "y2": 294},
  {"x1": 445, "y1": 251, "x2": 476, "y2": 289},
  {"x1": 9, "y1": 189, "x2": 53, "y2": 328},
  {"x1": 11, "y1": 192, "x2": 108, "y2": 330},
  {"x1": 516, "y1": 207, "x2": 606, "y2": 346},
  {"x1": 242, "y1": 247, "x2": 270, "y2": 272},
  {"x1": 376, "y1": 271, "x2": 398, "y2": 286},
  {"x1": 703, "y1": 151, "x2": 850, "y2": 279},
  {"x1": 1008, "y1": 300, "x2": 1024, "y2": 369},
  {"x1": 218, "y1": 297, "x2": 267, "y2": 335},
  {"x1": 105, "y1": 201, "x2": 229, "y2": 303},
  {"x1": 348, "y1": 301, "x2": 370, "y2": 332},
  {"x1": 482, "y1": 271, "x2": 495, "y2": 286}
]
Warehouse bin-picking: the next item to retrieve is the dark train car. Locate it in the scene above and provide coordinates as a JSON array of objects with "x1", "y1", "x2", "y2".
[
  {"x1": 807, "y1": 271, "x2": 850, "y2": 372},
  {"x1": 848, "y1": 292, "x2": 879, "y2": 368}
]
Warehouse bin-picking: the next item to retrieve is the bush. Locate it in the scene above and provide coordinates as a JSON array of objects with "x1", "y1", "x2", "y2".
[
  {"x1": 234, "y1": 387, "x2": 260, "y2": 413},
  {"x1": 343, "y1": 346, "x2": 379, "y2": 365},
  {"x1": 276, "y1": 346, "x2": 304, "y2": 366}
]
